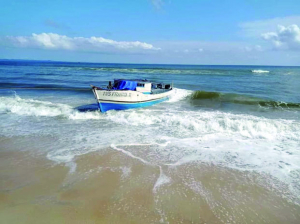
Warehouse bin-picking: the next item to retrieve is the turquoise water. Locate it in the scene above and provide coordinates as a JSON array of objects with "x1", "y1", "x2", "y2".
[{"x1": 1, "y1": 60, "x2": 300, "y2": 209}]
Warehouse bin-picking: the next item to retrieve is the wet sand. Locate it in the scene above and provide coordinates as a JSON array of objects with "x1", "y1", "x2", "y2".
[{"x1": 1, "y1": 145, "x2": 300, "y2": 224}]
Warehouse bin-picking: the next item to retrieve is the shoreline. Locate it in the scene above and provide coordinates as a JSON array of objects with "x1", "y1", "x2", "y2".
[{"x1": 1, "y1": 146, "x2": 299, "y2": 223}]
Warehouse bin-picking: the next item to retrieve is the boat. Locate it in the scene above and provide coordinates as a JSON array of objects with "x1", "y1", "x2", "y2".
[{"x1": 91, "y1": 79, "x2": 174, "y2": 112}]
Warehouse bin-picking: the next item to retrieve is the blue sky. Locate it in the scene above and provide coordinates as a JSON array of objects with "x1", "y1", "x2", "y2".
[{"x1": 0, "y1": 0, "x2": 299, "y2": 65}]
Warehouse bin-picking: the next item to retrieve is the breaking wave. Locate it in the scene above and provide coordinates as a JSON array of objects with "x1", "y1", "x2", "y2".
[
  {"x1": 252, "y1": 69, "x2": 270, "y2": 73},
  {"x1": 167, "y1": 88, "x2": 193, "y2": 102},
  {"x1": 2, "y1": 93, "x2": 300, "y2": 200},
  {"x1": 190, "y1": 90, "x2": 300, "y2": 108},
  {"x1": 1, "y1": 89, "x2": 299, "y2": 123},
  {"x1": 0, "y1": 89, "x2": 188, "y2": 120},
  {"x1": 0, "y1": 95, "x2": 101, "y2": 120}
]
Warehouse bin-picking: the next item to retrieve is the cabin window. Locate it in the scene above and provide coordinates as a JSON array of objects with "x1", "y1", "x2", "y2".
[{"x1": 137, "y1": 83, "x2": 145, "y2": 87}]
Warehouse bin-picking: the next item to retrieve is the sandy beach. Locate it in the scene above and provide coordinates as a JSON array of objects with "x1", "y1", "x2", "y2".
[
  {"x1": 2, "y1": 0, "x2": 300, "y2": 222},
  {"x1": 1, "y1": 139, "x2": 299, "y2": 224}
]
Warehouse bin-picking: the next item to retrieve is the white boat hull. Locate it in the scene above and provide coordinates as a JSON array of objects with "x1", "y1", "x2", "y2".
[{"x1": 92, "y1": 88, "x2": 173, "y2": 112}]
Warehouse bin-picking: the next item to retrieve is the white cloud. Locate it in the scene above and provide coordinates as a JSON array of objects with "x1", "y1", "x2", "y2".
[
  {"x1": 262, "y1": 24, "x2": 300, "y2": 50},
  {"x1": 3, "y1": 33, "x2": 160, "y2": 53},
  {"x1": 239, "y1": 16, "x2": 300, "y2": 38}
]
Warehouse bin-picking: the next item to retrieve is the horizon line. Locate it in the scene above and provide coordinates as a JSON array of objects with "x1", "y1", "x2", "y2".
[{"x1": 0, "y1": 58, "x2": 299, "y2": 67}]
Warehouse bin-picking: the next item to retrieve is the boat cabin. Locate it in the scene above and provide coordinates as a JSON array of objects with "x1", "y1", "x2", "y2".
[
  {"x1": 136, "y1": 82, "x2": 151, "y2": 94},
  {"x1": 110, "y1": 79, "x2": 152, "y2": 94},
  {"x1": 101, "y1": 79, "x2": 172, "y2": 95}
]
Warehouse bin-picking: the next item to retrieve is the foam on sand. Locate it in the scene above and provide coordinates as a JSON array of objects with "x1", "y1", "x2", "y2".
[
  {"x1": 153, "y1": 166, "x2": 171, "y2": 192},
  {"x1": 1, "y1": 93, "x2": 300, "y2": 201}
]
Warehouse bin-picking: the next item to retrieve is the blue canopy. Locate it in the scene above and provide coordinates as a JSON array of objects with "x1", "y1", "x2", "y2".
[{"x1": 113, "y1": 80, "x2": 137, "y2": 90}]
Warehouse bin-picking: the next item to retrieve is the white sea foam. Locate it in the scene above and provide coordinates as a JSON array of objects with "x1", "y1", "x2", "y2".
[
  {"x1": 153, "y1": 166, "x2": 171, "y2": 192},
  {"x1": 111, "y1": 144, "x2": 151, "y2": 165},
  {"x1": 106, "y1": 110, "x2": 300, "y2": 141},
  {"x1": 167, "y1": 88, "x2": 192, "y2": 102},
  {"x1": 120, "y1": 166, "x2": 132, "y2": 179},
  {"x1": 252, "y1": 69, "x2": 270, "y2": 73},
  {"x1": 0, "y1": 95, "x2": 102, "y2": 120},
  {"x1": 0, "y1": 89, "x2": 191, "y2": 120},
  {"x1": 105, "y1": 109, "x2": 300, "y2": 198},
  {"x1": 1, "y1": 94, "x2": 300, "y2": 199}
]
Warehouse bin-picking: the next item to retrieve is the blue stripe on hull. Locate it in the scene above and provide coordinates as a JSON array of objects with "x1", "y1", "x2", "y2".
[{"x1": 98, "y1": 97, "x2": 168, "y2": 112}]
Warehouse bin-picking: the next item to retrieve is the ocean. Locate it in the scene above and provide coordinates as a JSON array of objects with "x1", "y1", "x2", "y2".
[{"x1": 1, "y1": 60, "x2": 300, "y2": 223}]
